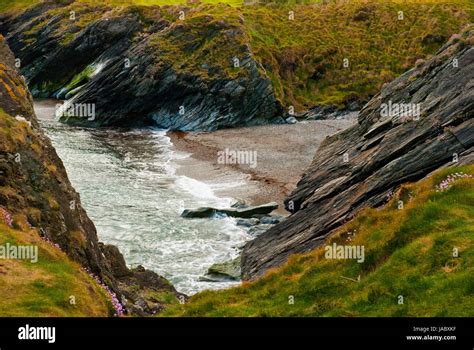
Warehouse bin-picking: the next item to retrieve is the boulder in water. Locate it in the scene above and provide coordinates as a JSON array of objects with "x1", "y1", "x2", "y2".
[
  {"x1": 181, "y1": 202, "x2": 279, "y2": 219},
  {"x1": 236, "y1": 218, "x2": 260, "y2": 227}
]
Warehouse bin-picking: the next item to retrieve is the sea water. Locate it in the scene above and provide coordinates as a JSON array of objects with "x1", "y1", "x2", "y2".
[{"x1": 35, "y1": 100, "x2": 251, "y2": 295}]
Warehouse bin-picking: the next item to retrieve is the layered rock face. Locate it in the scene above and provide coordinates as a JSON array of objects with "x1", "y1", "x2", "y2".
[
  {"x1": 0, "y1": 2, "x2": 284, "y2": 130},
  {"x1": 0, "y1": 35, "x2": 179, "y2": 315},
  {"x1": 242, "y1": 30, "x2": 474, "y2": 280}
]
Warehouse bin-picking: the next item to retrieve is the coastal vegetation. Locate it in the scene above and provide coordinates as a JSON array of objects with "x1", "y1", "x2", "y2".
[
  {"x1": 0, "y1": 32, "x2": 181, "y2": 317},
  {"x1": 163, "y1": 166, "x2": 474, "y2": 316},
  {"x1": 1, "y1": 0, "x2": 473, "y2": 317},
  {"x1": 2, "y1": 0, "x2": 472, "y2": 114},
  {"x1": 0, "y1": 220, "x2": 115, "y2": 316}
]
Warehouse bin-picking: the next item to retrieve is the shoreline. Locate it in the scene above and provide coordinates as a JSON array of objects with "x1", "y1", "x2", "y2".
[
  {"x1": 168, "y1": 118, "x2": 357, "y2": 214},
  {"x1": 35, "y1": 98, "x2": 356, "y2": 290},
  {"x1": 34, "y1": 99, "x2": 252, "y2": 294}
]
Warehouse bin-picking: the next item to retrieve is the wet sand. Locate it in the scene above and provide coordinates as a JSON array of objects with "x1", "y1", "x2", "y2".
[{"x1": 168, "y1": 118, "x2": 356, "y2": 214}]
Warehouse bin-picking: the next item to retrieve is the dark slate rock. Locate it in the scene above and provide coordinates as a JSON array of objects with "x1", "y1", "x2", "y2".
[
  {"x1": 241, "y1": 33, "x2": 474, "y2": 280},
  {"x1": 1, "y1": 3, "x2": 285, "y2": 131},
  {"x1": 181, "y1": 202, "x2": 279, "y2": 219}
]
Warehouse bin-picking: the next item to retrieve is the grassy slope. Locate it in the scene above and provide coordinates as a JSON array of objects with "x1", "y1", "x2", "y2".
[
  {"x1": 0, "y1": 0, "x2": 39, "y2": 13},
  {"x1": 243, "y1": 0, "x2": 473, "y2": 110},
  {"x1": 2, "y1": 0, "x2": 472, "y2": 111},
  {"x1": 148, "y1": 4, "x2": 249, "y2": 80},
  {"x1": 0, "y1": 0, "x2": 242, "y2": 13},
  {"x1": 0, "y1": 221, "x2": 114, "y2": 317},
  {"x1": 162, "y1": 165, "x2": 474, "y2": 316},
  {"x1": 0, "y1": 102, "x2": 115, "y2": 316}
]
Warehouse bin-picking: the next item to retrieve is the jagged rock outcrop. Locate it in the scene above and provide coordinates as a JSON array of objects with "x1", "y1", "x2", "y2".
[
  {"x1": 0, "y1": 34, "x2": 180, "y2": 314},
  {"x1": 0, "y1": 1, "x2": 284, "y2": 131},
  {"x1": 242, "y1": 29, "x2": 474, "y2": 280}
]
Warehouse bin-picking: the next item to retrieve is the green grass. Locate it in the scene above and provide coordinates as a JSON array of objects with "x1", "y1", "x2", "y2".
[
  {"x1": 0, "y1": 106, "x2": 114, "y2": 317},
  {"x1": 5, "y1": 0, "x2": 473, "y2": 111},
  {"x1": 0, "y1": 0, "x2": 243, "y2": 13},
  {"x1": 148, "y1": 4, "x2": 250, "y2": 79},
  {"x1": 0, "y1": 0, "x2": 41, "y2": 13},
  {"x1": 241, "y1": 0, "x2": 473, "y2": 110},
  {"x1": 0, "y1": 221, "x2": 115, "y2": 316},
  {"x1": 162, "y1": 165, "x2": 474, "y2": 316},
  {"x1": 63, "y1": 64, "x2": 95, "y2": 90}
]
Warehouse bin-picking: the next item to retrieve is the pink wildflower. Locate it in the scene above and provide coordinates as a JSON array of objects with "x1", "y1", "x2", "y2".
[
  {"x1": 0, "y1": 206, "x2": 13, "y2": 227},
  {"x1": 436, "y1": 172, "x2": 472, "y2": 192}
]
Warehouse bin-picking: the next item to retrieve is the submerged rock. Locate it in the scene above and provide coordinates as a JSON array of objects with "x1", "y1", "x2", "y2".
[
  {"x1": 248, "y1": 224, "x2": 274, "y2": 237},
  {"x1": 257, "y1": 215, "x2": 286, "y2": 225},
  {"x1": 242, "y1": 30, "x2": 474, "y2": 280},
  {"x1": 236, "y1": 218, "x2": 260, "y2": 227},
  {"x1": 180, "y1": 207, "x2": 219, "y2": 218},
  {"x1": 286, "y1": 116, "x2": 298, "y2": 124}
]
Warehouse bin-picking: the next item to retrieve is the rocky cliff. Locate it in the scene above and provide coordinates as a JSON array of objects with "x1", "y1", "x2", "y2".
[
  {"x1": 242, "y1": 28, "x2": 474, "y2": 280},
  {"x1": 0, "y1": 1, "x2": 284, "y2": 130},
  {"x1": 2, "y1": 0, "x2": 471, "y2": 130},
  {"x1": 163, "y1": 164, "x2": 474, "y2": 316},
  {"x1": 0, "y1": 35, "x2": 180, "y2": 315}
]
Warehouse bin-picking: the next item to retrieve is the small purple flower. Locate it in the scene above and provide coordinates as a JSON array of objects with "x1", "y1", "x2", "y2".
[
  {"x1": 41, "y1": 235, "x2": 64, "y2": 252},
  {"x1": 386, "y1": 190, "x2": 394, "y2": 200},
  {"x1": 82, "y1": 267, "x2": 125, "y2": 316},
  {"x1": 436, "y1": 172, "x2": 472, "y2": 192},
  {"x1": 0, "y1": 206, "x2": 13, "y2": 227}
]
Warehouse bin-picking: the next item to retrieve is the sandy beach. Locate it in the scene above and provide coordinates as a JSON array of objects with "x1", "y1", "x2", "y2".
[{"x1": 168, "y1": 118, "x2": 356, "y2": 214}]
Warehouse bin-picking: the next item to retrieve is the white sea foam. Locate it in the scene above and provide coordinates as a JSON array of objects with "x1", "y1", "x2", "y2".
[
  {"x1": 35, "y1": 102, "x2": 252, "y2": 295},
  {"x1": 174, "y1": 176, "x2": 235, "y2": 208},
  {"x1": 90, "y1": 61, "x2": 108, "y2": 77}
]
